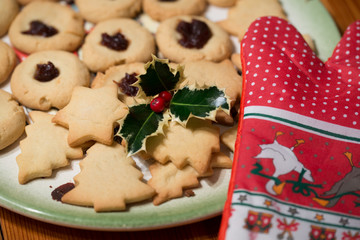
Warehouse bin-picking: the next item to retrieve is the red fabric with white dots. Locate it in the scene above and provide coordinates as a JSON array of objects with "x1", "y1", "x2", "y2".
[
  {"x1": 242, "y1": 17, "x2": 360, "y2": 128},
  {"x1": 219, "y1": 17, "x2": 360, "y2": 240}
]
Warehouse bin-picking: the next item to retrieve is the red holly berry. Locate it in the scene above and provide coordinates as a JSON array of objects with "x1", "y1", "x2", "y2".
[
  {"x1": 159, "y1": 91, "x2": 172, "y2": 102},
  {"x1": 150, "y1": 97, "x2": 165, "y2": 113}
]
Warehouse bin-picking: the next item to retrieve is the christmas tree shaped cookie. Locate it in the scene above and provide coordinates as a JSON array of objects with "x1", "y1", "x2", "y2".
[
  {"x1": 148, "y1": 162, "x2": 200, "y2": 205},
  {"x1": 61, "y1": 143, "x2": 155, "y2": 212},
  {"x1": 146, "y1": 118, "x2": 220, "y2": 175},
  {"x1": 52, "y1": 84, "x2": 128, "y2": 147},
  {"x1": 17, "y1": 111, "x2": 83, "y2": 184},
  {"x1": 148, "y1": 151, "x2": 232, "y2": 205}
]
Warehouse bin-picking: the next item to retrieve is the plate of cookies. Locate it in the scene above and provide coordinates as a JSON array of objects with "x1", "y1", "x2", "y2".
[{"x1": 0, "y1": 0, "x2": 340, "y2": 230}]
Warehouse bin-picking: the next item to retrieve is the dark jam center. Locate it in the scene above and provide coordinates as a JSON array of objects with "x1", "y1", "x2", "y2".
[
  {"x1": 22, "y1": 20, "x2": 58, "y2": 37},
  {"x1": 34, "y1": 61, "x2": 60, "y2": 82},
  {"x1": 51, "y1": 183, "x2": 75, "y2": 201},
  {"x1": 118, "y1": 73, "x2": 139, "y2": 96},
  {"x1": 176, "y1": 19, "x2": 212, "y2": 49},
  {"x1": 101, "y1": 32, "x2": 129, "y2": 51}
]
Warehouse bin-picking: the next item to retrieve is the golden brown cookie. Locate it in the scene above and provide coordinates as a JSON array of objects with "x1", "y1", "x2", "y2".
[
  {"x1": 198, "y1": 152, "x2": 233, "y2": 177},
  {"x1": 9, "y1": 1, "x2": 85, "y2": 54},
  {"x1": 220, "y1": 124, "x2": 238, "y2": 152},
  {"x1": 156, "y1": 15, "x2": 233, "y2": 63},
  {"x1": 179, "y1": 59, "x2": 242, "y2": 125},
  {"x1": 218, "y1": 0, "x2": 287, "y2": 39},
  {"x1": 148, "y1": 161, "x2": 200, "y2": 205},
  {"x1": 207, "y1": 0, "x2": 236, "y2": 7},
  {"x1": 143, "y1": 0, "x2": 207, "y2": 22},
  {"x1": 16, "y1": 0, "x2": 59, "y2": 5},
  {"x1": 81, "y1": 18, "x2": 155, "y2": 72},
  {"x1": 210, "y1": 152, "x2": 233, "y2": 169},
  {"x1": 0, "y1": 89, "x2": 26, "y2": 150},
  {"x1": 75, "y1": 0, "x2": 142, "y2": 23},
  {"x1": 302, "y1": 34, "x2": 316, "y2": 52},
  {"x1": 231, "y1": 53, "x2": 242, "y2": 71},
  {"x1": 91, "y1": 62, "x2": 147, "y2": 106},
  {"x1": 0, "y1": 0, "x2": 19, "y2": 37},
  {"x1": 0, "y1": 41, "x2": 17, "y2": 85},
  {"x1": 10, "y1": 50, "x2": 90, "y2": 110},
  {"x1": 61, "y1": 142, "x2": 155, "y2": 212},
  {"x1": 52, "y1": 84, "x2": 129, "y2": 147},
  {"x1": 148, "y1": 151, "x2": 232, "y2": 205},
  {"x1": 146, "y1": 118, "x2": 220, "y2": 175},
  {"x1": 16, "y1": 111, "x2": 83, "y2": 184}
]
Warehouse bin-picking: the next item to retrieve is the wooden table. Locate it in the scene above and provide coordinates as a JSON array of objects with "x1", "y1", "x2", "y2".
[{"x1": 1, "y1": 1, "x2": 359, "y2": 240}]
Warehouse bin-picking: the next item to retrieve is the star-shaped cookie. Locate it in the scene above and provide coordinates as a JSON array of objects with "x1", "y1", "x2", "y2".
[
  {"x1": 52, "y1": 84, "x2": 128, "y2": 147},
  {"x1": 17, "y1": 111, "x2": 83, "y2": 184},
  {"x1": 218, "y1": 0, "x2": 287, "y2": 39},
  {"x1": 61, "y1": 142, "x2": 155, "y2": 212}
]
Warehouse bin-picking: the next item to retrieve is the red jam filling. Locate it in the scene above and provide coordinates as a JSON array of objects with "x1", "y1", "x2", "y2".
[
  {"x1": 22, "y1": 20, "x2": 58, "y2": 37},
  {"x1": 51, "y1": 183, "x2": 75, "y2": 202},
  {"x1": 34, "y1": 61, "x2": 60, "y2": 82},
  {"x1": 101, "y1": 32, "x2": 129, "y2": 51},
  {"x1": 176, "y1": 19, "x2": 212, "y2": 49},
  {"x1": 116, "y1": 73, "x2": 139, "y2": 96}
]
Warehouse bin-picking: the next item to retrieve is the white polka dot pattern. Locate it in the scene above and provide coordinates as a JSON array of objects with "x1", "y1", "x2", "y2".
[{"x1": 241, "y1": 17, "x2": 360, "y2": 128}]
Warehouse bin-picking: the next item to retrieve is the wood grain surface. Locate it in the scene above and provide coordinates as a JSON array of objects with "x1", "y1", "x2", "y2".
[
  {"x1": 0, "y1": 1, "x2": 359, "y2": 240},
  {"x1": 320, "y1": 0, "x2": 360, "y2": 34},
  {"x1": 0, "y1": 207, "x2": 220, "y2": 240}
]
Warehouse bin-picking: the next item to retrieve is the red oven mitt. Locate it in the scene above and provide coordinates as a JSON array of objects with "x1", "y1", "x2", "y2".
[{"x1": 219, "y1": 16, "x2": 360, "y2": 240}]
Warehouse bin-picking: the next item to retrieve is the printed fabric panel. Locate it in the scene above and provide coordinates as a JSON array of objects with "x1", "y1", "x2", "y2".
[{"x1": 219, "y1": 17, "x2": 360, "y2": 240}]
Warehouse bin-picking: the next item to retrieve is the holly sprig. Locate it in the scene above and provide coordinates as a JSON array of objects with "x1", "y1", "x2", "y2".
[{"x1": 116, "y1": 56, "x2": 230, "y2": 156}]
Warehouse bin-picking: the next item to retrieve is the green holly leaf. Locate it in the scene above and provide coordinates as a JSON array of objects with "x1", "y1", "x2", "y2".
[
  {"x1": 136, "y1": 56, "x2": 183, "y2": 98},
  {"x1": 117, "y1": 58, "x2": 231, "y2": 156},
  {"x1": 117, "y1": 104, "x2": 170, "y2": 156},
  {"x1": 169, "y1": 86, "x2": 230, "y2": 124}
]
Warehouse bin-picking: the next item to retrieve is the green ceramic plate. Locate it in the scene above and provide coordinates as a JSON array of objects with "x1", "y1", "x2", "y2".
[{"x1": 0, "y1": 0, "x2": 340, "y2": 230}]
